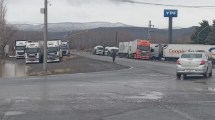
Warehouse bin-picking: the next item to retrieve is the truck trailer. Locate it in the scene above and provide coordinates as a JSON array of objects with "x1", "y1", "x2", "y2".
[
  {"x1": 162, "y1": 44, "x2": 215, "y2": 61},
  {"x1": 118, "y1": 42, "x2": 129, "y2": 58}
]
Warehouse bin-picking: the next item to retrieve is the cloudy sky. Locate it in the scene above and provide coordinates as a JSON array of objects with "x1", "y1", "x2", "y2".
[{"x1": 6, "y1": 0, "x2": 215, "y2": 28}]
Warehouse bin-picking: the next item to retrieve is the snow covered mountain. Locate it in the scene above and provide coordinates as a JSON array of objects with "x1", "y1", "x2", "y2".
[{"x1": 11, "y1": 22, "x2": 132, "y2": 32}]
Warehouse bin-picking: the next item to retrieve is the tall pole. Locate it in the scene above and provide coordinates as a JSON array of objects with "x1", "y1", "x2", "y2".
[
  {"x1": 147, "y1": 20, "x2": 154, "y2": 41},
  {"x1": 43, "y1": 0, "x2": 48, "y2": 71},
  {"x1": 148, "y1": 20, "x2": 151, "y2": 40},
  {"x1": 197, "y1": 26, "x2": 209, "y2": 44},
  {"x1": 115, "y1": 31, "x2": 118, "y2": 47},
  {"x1": 168, "y1": 17, "x2": 173, "y2": 44}
]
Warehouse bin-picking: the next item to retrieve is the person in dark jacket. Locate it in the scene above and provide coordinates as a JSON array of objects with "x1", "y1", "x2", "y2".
[{"x1": 112, "y1": 50, "x2": 116, "y2": 63}]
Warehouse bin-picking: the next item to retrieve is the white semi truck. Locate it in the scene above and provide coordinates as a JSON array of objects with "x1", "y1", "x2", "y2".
[
  {"x1": 61, "y1": 42, "x2": 70, "y2": 56},
  {"x1": 25, "y1": 41, "x2": 43, "y2": 64},
  {"x1": 150, "y1": 44, "x2": 164, "y2": 60},
  {"x1": 47, "y1": 40, "x2": 61, "y2": 62},
  {"x1": 93, "y1": 45, "x2": 104, "y2": 55},
  {"x1": 15, "y1": 40, "x2": 27, "y2": 59}
]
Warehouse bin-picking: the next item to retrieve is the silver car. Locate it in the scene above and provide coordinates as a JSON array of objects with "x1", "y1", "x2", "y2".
[{"x1": 176, "y1": 52, "x2": 213, "y2": 79}]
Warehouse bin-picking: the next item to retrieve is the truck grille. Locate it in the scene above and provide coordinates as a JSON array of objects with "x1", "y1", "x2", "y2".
[
  {"x1": 17, "y1": 52, "x2": 24, "y2": 55},
  {"x1": 62, "y1": 51, "x2": 66, "y2": 54}
]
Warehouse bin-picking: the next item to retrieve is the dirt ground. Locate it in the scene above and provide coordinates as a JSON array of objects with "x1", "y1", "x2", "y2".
[{"x1": 22, "y1": 55, "x2": 129, "y2": 76}]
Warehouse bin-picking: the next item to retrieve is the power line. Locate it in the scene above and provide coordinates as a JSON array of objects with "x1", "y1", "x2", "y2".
[{"x1": 116, "y1": 0, "x2": 215, "y2": 9}]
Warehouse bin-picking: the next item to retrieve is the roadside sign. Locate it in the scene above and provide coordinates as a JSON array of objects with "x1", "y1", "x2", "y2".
[{"x1": 164, "y1": 9, "x2": 178, "y2": 17}]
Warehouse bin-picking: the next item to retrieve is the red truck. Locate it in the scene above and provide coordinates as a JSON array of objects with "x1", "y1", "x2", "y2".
[{"x1": 128, "y1": 39, "x2": 151, "y2": 59}]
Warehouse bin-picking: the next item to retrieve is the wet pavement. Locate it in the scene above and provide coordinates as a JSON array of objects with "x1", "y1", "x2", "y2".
[{"x1": 0, "y1": 53, "x2": 215, "y2": 120}]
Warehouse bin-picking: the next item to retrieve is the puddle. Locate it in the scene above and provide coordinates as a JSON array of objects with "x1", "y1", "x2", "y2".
[
  {"x1": 128, "y1": 91, "x2": 163, "y2": 100},
  {"x1": 0, "y1": 61, "x2": 28, "y2": 78}
]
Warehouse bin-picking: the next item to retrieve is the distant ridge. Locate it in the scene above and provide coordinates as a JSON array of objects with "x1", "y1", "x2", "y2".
[{"x1": 10, "y1": 22, "x2": 133, "y2": 32}]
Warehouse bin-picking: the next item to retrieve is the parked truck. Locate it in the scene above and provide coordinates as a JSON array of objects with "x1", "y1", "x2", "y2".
[
  {"x1": 15, "y1": 40, "x2": 27, "y2": 59},
  {"x1": 118, "y1": 42, "x2": 129, "y2": 58},
  {"x1": 47, "y1": 40, "x2": 61, "y2": 62},
  {"x1": 162, "y1": 44, "x2": 215, "y2": 61},
  {"x1": 93, "y1": 45, "x2": 104, "y2": 55},
  {"x1": 106, "y1": 47, "x2": 119, "y2": 56},
  {"x1": 150, "y1": 44, "x2": 163, "y2": 60},
  {"x1": 61, "y1": 42, "x2": 70, "y2": 56},
  {"x1": 128, "y1": 39, "x2": 151, "y2": 59},
  {"x1": 25, "y1": 41, "x2": 43, "y2": 63}
]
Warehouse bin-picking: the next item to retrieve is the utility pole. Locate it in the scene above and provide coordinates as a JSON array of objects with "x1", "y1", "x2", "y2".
[
  {"x1": 115, "y1": 31, "x2": 118, "y2": 47},
  {"x1": 43, "y1": 0, "x2": 48, "y2": 71},
  {"x1": 147, "y1": 20, "x2": 154, "y2": 41},
  {"x1": 197, "y1": 26, "x2": 209, "y2": 44}
]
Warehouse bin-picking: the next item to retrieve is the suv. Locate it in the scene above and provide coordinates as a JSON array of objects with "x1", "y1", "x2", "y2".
[{"x1": 176, "y1": 52, "x2": 213, "y2": 79}]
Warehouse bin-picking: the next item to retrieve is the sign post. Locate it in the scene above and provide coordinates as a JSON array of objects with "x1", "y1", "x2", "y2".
[{"x1": 164, "y1": 9, "x2": 178, "y2": 44}]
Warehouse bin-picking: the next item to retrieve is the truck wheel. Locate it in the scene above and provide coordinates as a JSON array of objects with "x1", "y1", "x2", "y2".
[
  {"x1": 151, "y1": 56, "x2": 156, "y2": 61},
  {"x1": 176, "y1": 73, "x2": 181, "y2": 79}
]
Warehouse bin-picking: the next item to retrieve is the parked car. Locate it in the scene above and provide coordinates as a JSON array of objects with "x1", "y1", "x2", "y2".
[{"x1": 176, "y1": 52, "x2": 213, "y2": 79}]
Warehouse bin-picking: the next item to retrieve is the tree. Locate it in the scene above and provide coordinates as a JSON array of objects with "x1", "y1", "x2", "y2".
[
  {"x1": 205, "y1": 20, "x2": 215, "y2": 45},
  {"x1": 0, "y1": 0, "x2": 16, "y2": 57},
  {"x1": 191, "y1": 20, "x2": 211, "y2": 44}
]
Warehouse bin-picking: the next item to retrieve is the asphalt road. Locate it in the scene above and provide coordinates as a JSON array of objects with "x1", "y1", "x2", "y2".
[{"x1": 0, "y1": 52, "x2": 215, "y2": 120}]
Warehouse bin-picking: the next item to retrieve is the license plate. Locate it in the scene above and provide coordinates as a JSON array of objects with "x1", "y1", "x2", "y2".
[{"x1": 185, "y1": 69, "x2": 195, "y2": 72}]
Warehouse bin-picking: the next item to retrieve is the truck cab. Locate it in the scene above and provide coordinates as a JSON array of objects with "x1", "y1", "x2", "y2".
[
  {"x1": 129, "y1": 39, "x2": 151, "y2": 60},
  {"x1": 25, "y1": 41, "x2": 42, "y2": 63},
  {"x1": 61, "y1": 42, "x2": 70, "y2": 56},
  {"x1": 93, "y1": 45, "x2": 104, "y2": 55},
  {"x1": 47, "y1": 40, "x2": 60, "y2": 62},
  {"x1": 15, "y1": 40, "x2": 27, "y2": 59},
  {"x1": 150, "y1": 44, "x2": 163, "y2": 60}
]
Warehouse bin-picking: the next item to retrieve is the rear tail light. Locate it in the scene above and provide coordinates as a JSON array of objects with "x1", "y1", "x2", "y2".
[
  {"x1": 200, "y1": 60, "x2": 206, "y2": 65},
  {"x1": 176, "y1": 60, "x2": 180, "y2": 65}
]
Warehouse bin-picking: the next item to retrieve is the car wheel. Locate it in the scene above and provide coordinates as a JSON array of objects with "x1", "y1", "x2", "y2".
[
  {"x1": 176, "y1": 73, "x2": 181, "y2": 79},
  {"x1": 209, "y1": 68, "x2": 212, "y2": 77},
  {"x1": 203, "y1": 69, "x2": 209, "y2": 78}
]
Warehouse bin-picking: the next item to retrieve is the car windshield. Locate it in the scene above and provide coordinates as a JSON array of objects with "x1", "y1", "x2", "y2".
[
  {"x1": 26, "y1": 48, "x2": 38, "y2": 53},
  {"x1": 48, "y1": 47, "x2": 58, "y2": 52},
  {"x1": 137, "y1": 46, "x2": 150, "y2": 51},
  {"x1": 16, "y1": 46, "x2": 26, "y2": 50},
  {"x1": 181, "y1": 53, "x2": 202, "y2": 58}
]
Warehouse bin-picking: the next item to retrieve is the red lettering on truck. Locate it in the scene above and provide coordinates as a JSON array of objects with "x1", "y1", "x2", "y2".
[{"x1": 169, "y1": 49, "x2": 187, "y2": 54}]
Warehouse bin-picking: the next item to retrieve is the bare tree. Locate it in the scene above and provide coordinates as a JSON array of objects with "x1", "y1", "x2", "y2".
[{"x1": 0, "y1": 0, "x2": 16, "y2": 58}]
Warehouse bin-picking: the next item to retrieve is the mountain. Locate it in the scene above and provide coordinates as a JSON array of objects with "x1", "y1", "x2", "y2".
[{"x1": 11, "y1": 22, "x2": 132, "y2": 32}]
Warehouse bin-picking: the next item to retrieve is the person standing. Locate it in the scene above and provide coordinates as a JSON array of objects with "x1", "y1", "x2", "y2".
[{"x1": 112, "y1": 50, "x2": 116, "y2": 63}]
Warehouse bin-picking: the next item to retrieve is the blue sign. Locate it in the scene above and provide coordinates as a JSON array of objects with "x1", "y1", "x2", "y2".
[{"x1": 164, "y1": 9, "x2": 178, "y2": 17}]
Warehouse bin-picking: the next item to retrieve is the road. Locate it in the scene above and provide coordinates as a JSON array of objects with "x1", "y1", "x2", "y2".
[{"x1": 0, "y1": 52, "x2": 215, "y2": 120}]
